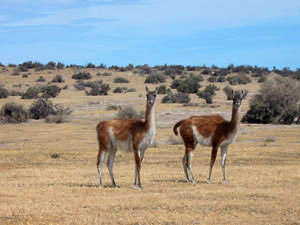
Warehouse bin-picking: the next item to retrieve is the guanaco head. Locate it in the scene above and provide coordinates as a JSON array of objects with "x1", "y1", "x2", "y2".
[
  {"x1": 232, "y1": 90, "x2": 245, "y2": 108},
  {"x1": 145, "y1": 86, "x2": 158, "y2": 106}
]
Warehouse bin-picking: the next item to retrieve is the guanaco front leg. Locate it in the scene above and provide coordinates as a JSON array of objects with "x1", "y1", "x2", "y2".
[{"x1": 207, "y1": 146, "x2": 218, "y2": 184}]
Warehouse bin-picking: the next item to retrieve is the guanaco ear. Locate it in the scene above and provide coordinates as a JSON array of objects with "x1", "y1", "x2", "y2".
[
  {"x1": 154, "y1": 87, "x2": 158, "y2": 95},
  {"x1": 241, "y1": 90, "x2": 245, "y2": 98},
  {"x1": 145, "y1": 86, "x2": 149, "y2": 93},
  {"x1": 231, "y1": 89, "x2": 235, "y2": 98}
]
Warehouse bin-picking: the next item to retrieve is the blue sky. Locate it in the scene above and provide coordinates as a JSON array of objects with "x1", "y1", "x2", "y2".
[{"x1": 0, "y1": 0, "x2": 300, "y2": 69}]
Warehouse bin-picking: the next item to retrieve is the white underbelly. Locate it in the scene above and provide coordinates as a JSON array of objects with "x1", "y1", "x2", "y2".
[{"x1": 192, "y1": 126, "x2": 212, "y2": 146}]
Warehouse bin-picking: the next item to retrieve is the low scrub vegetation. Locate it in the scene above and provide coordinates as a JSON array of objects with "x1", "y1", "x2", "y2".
[
  {"x1": 30, "y1": 97, "x2": 72, "y2": 122},
  {"x1": 51, "y1": 75, "x2": 64, "y2": 83},
  {"x1": 144, "y1": 71, "x2": 166, "y2": 84},
  {"x1": 72, "y1": 71, "x2": 92, "y2": 80},
  {"x1": 116, "y1": 106, "x2": 144, "y2": 119},
  {"x1": 0, "y1": 86, "x2": 9, "y2": 98},
  {"x1": 113, "y1": 77, "x2": 129, "y2": 83},
  {"x1": 227, "y1": 74, "x2": 251, "y2": 85},
  {"x1": 0, "y1": 102, "x2": 30, "y2": 123},
  {"x1": 197, "y1": 84, "x2": 219, "y2": 104},
  {"x1": 242, "y1": 77, "x2": 300, "y2": 124},
  {"x1": 161, "y1": 91, "x2": 190, "y2": 104},
  {"x1": 171, "y1": 74, "x2": 202, "y2": 93}
]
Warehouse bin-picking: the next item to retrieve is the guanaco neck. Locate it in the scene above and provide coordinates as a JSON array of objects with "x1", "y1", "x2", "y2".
[
  {"x1": 145, "y1": 103, "x2": 156, "y2": 131},
  {"x1": 229, "y1": 104, "x2": 240, "y2": 132}
]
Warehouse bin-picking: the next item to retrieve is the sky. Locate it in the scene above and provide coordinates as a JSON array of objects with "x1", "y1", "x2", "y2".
[{"x1": 0, "y1": 0, "x2": 300, "y2": 69}]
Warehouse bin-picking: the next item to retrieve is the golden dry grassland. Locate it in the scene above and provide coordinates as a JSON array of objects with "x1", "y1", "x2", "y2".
[{"x1": 0, "y1": 67, "x2": 299, "y2": 224}]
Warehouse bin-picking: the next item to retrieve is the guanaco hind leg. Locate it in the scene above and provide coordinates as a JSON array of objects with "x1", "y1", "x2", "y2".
[
  {"x1": 184, "y1": 147, "x2": 195, "y2": 184},
  {"x1": 107, "y1": 148, "x2": 117, "y2": 187},
  {"x1": 97, "y1": 150, "x2": 106, "y2": 187}
]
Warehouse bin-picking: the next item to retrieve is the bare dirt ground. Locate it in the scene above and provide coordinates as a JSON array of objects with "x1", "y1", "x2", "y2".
[{"x1": 0, "y1": 67, "x2": 299, "y2": 224}]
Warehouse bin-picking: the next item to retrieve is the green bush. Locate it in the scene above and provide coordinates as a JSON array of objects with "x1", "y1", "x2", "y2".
[
  {"x1": 9, "y1": 90, "x2": 24, "y2": 96},
  {"x1": 113, "y1": 77, "x2": 129, "y2": 83},
  {"x1": 41, "y1": 85, "x2": 61, "y2": 98},
  {"x1": 171, "y1": 75, "x2": 201, "y2": 93},
  {"x1": 161, "y1": 92, "x2": 190, "y2": 104},
  {"x1": 85, "y1": 81, "x2": 110, "y2": 96},
  {"x1": 227, "y1": 74, "x2": 251, "y2": 85},
  {"x1": 0, "y1": 102, "x2": 30, "y2": 123},
  {"x1": 197, "y1": 84, "x2": 219, "y2": 104},
  {"x1": 21, "y1": 86, "x2": 42, "y2": 99},
  {"x1": 45, "y1": 104, "x2": 72, "y2": 123},
  {"x1": 113, "y1": 87, "x2": 127, "y2": 93},
  {"x1": 157, "y1": 85, "x2": 167, "y2": 94},
  {"x1": 144, "y1": 71, "x2": 166, "y2": 84},
  {"x1": 116, "y1": 106, "x2": 144, "y2": 119},
  {"x1": 30, "y1": 98, "x2": 55, "y2": 119},
  {"x1": 126, "y1": 88, "x2": 136, "y2": 92},
  {"x1": 52, "y1": 75, "x2": 64, "y2": 83},
  {"x1": 36, "y1": 76, "x2": 46, "y2": 82},
  {"x1": 0, "y1": 86, "x2": 9, "y2": 98},
  {"x1": 74, "y1": 80, "x2": 86, "y2": 90},
  {"x1": 258, "y1": 76, "x2": 267, "y2": 83},
  {"x1": 223, "y1": 86, "x2": 234, "y2": 100},
  {"x1": 242, "y1": 77, "x2": 300, "y2": 124},
  {"x1": 72, "y1": 71, "x2": 92, "y2": 80}
]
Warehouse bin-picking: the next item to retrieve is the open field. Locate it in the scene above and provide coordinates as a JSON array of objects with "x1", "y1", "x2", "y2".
[{"x1": 0, "y1": 66, "x2": 300, "y2": 224}]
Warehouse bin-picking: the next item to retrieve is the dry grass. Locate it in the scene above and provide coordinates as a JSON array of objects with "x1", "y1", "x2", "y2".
[{"x1": 0, "y1": 67, "x2": 300, "y2": 224}]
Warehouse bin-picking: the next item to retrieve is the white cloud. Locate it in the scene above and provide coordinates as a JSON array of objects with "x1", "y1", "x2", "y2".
[{"x1": 1, "y1": 0, "x2": 300, "y2": 33}]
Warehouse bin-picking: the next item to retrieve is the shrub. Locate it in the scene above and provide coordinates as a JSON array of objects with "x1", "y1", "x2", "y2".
[
  {"x1": 223, "y1": 85, "x2": 234, "y2": 100},
  {"x1": 208, "y1": 76, "x2": 217, "y2": 83},
  {"x1": 258, "y1": 76, "x2": 267, "y2": 83},
  {"x1": 201, "y1": 69, "x2": 211, "y2": 75},
  {"x1": 113, "y1": 87, "x2": 127, "y2": 93},
  {"x1": 74, "y1": 80, "x2": 86, "y2": 90},
  {"x1": 157, "y1": 85, "x2": 167, "y2": 94},
  {"x1": 97, "y1": 72, "x2": 112, "y2": 76},
  {"x1": 22, "y1": 74, "x2": 28, "y2": 78},
  {"x1": 36, "y1": 76, "x2": 46, "y2": 82},
  {"x1": 126, "y1": 88, "x2": 136, "y2": 92},
  {"x1": 85, "y1": 81, "x2": 110, "y2": 96},
  {"x1": 161, "y1": 91, "x2": 190, "y2": 104},
  {"x1": 106, "y1": 104, "x2": 120, "y2": 111},
  {"x1": 56, "y1": 62, "x2": 65, "y2": 69},
  {"x1": 41, "y1": 85, "x2": 61, "y2": 98},
  {"x1": 30, "y1": 97, "x2": 72, "y2": 122},
  {"x1": 52, "y1": 75, "x2": 64, "y2": 83},
  {"x1": 217, "y1": 76, "x2": 226, "y2": 82},
  {"x1": 11, "y1": 70, "x2": 20, "y2": 76},
  {"x1": 0, "y1": 102, "x2": 30, "y2": 123},
  {"x1": 72, "y1": 71, "x2": 92, "y2": 80},
  {"x1": 45, "y1": 104, "x2": 72, "y2": 123},
  {"x1": 30, "y1": 97, "x2": 55, "y2": 119},
  {"x1": 86, "y1": 62, "x2": 95, "y2": 68},
  {"x1": 116, "y1": 106, "x2": 144, "y2": 119},
  {"x1": 44, "y1": 61, "x2": 56, "y2": 70},
  {"x1": 0, "y1": 86, "x2": 9, "y2": 98},
  {"x1": 144, "y1": 71, "x2": 166, "y2": 84},
  {"x1": 21, "y1": 86, "x2": 42, "y2": 99},
  {"x1": 197, "y1": 84, "x2": 219, "y2": 104},
  {"x1": 113, "y1": 77, "x2": 129, "y2": 83},
  {"x1": 227, "y1": 74, "x2": 251, "y2": 85},
  {"x1": 171, "y1": 75, "x2": 201, "y2": 94},
  {"x1": 9, "y1": 90, "x2": 23, "y2": 96},
  {"x1": 242, "y1": 77, "x2": 300, "y2": 124}
]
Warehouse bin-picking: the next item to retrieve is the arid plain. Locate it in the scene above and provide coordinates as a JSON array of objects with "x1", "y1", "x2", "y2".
[{"x1": 0, "y1": 66, "x2": 299, "y2": 224}]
